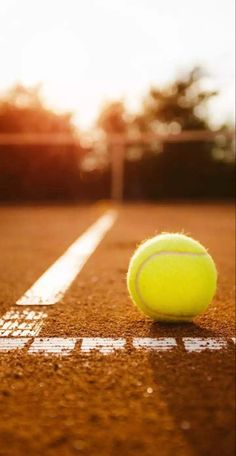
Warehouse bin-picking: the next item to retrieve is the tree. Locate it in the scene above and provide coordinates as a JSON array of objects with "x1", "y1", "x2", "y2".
[
  {"x1": 0, "y1": 84, "x2": 75, "y2": 133},
  {"x1": 94, "y1": 69, "x2": 234, "y2": 200},
  {"x1": 96, "y1": 101, "x2": 128, "y2": 135},
  {"x1": 134, "y1": 67, "x2": 218, "y2": 133},
  {"x1": 134, "y1": 68, "x2": 234, "y2": 199},
  {"x1": 0, "y1": 84, "x2": 81, "y2": 200}
]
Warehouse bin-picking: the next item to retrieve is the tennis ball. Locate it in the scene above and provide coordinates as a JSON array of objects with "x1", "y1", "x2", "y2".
[{"x1": 127, "y1": 233, "x2": 217, "y2": 322}]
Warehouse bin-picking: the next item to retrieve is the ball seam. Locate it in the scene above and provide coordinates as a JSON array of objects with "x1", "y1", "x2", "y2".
[{"x1": 134, "y1": 250, "x2": 208, "y2": 319}]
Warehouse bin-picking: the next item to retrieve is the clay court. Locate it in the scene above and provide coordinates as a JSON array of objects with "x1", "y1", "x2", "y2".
[{"x1": 0, "y1": 202, "x2": 235, "y2": 456}]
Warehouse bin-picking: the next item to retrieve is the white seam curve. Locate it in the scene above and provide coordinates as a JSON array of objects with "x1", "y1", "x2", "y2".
[
  {"x1": 134, "y1": 250, "x2": 208, "y2": 318},
  {"x1": 16, "y1": 210, "x2": 117, "y2": 306}
]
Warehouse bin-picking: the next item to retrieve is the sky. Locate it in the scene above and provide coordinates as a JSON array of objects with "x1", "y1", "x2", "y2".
[{"x1": 0, "y1": 0, "x2": 235, "y2": 129}]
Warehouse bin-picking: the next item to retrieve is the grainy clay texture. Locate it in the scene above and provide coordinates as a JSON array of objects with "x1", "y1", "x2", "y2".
[{"x1": 0, "y1": 203, "x2": 235, "y2": 456}]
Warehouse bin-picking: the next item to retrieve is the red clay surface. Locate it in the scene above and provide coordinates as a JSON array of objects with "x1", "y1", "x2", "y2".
[{"x1": 0, "y1": 203, "x2": 235, "y2": 456}]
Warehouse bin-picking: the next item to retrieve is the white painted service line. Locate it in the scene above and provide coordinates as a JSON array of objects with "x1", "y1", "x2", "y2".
[
  {"x1": 81, "y1": 337, "x2": 126, "y2": 354},
  {"x1": 0, "y1": 337, "x2": 233, "y2": 355},
  {"x1": 183, "y1": 337, "x2": 227, "y2": 353},
  {"x1": 0, "y1": 309, "x2": 47, "y2": 337},
  {"x1": 16, "y1": 210, "x2": 117, "y2": 306},
  {"x1": 133, "y1": 337, "x2": 177, "y2": 351}
]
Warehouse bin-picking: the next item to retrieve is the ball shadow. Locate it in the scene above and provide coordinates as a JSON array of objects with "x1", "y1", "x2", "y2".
[{"x1": 147, "y1": 321, "x2": 235, "y2": 456}]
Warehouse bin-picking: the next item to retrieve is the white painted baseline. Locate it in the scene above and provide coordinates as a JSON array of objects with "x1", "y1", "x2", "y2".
[{"x1": 0, "y1": 337, "x2": 234, "y2": 355}]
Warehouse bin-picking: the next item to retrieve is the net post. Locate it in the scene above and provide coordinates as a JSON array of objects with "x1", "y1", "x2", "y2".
[{"x1": 110, "y1": 136, "x2": 125, "y2": 202}]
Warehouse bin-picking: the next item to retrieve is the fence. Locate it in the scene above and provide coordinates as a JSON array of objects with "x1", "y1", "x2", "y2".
[{"x1": 0, "y1": 130, "x2": 234, "y2": 201}]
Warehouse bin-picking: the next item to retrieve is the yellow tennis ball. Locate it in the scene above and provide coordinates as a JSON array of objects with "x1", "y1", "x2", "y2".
[{"x1": 127, "y1": 233, "x2": 217, "y2": 322}]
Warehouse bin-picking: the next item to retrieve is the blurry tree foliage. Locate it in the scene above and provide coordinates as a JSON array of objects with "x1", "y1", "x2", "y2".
[
  {"x1": 0, "y1": 85, "x2": 92, "y2": 200},
  {"x1": 0, "y1": 70, "x2": 234, "y2": 201},
  {"x1": 0, "y1": 84, "x2": 75, "y2": 133},
  {"x1": 97, "y1": 101, "x2": 128, "y2": 135},
  {"x1": 96, "y1": 68, "x2": 234, "y2": 199},
  {"x1": 135, "y1": 67, "x2": 217, "y2": 133}
]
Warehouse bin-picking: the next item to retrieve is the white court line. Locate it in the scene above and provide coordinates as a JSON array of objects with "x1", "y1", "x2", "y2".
[
  {"x1": 133, "y1": 337, "x2": 177, "y2": 351},
  {"x1": 28, "y1": 337, "x2": 77, "y2": 356},
  {"x1": 16, "y1": 210, "x2": 117, "y2": 306},
  {"x1": 0, "y1": 338, "x2": 30, "y2": 351},
  {"x1": 0, "y1": 337, "x2": 233, "y2": 355},
  {"x1": 183, "y1": 337, "x2": 227, "y2": 352},
  {"x1": 81, "y1": 337, "x2": 126, "y2": 354},
  {"x1": 0, "y1": 309, "x2": 47, "y2": 337}
]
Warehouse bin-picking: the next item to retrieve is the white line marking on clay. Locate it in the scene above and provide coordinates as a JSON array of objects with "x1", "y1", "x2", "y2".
[
  {"x1": 0, "y1": 337, "x2": 232, "y2": 355},
  {"x1": 133, "y1": 337, "x2": 177, "y2": 351},
  {"x1": 16, "y1": 210, "x2": 117, "y2": 306},
  {"x1": 28, "y1": 337, "x2": 77, "y2": 355},
  {"x1": 0, "y1": 338, "x2": 30, "y2": 351},
  {"x1": 81, "y1": 338, "x2": 126, "y2": 354},
  {"x1": 0, "y1": 309, "x2": 47, "y2": 337},
  {"x1": 183, "y1": 337, "x2": 227, "y2": 352}
]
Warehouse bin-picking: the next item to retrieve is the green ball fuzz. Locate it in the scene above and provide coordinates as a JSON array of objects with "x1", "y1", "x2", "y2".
[{"x1": 127, "y1": 233, "x2": 217, "y2": 322}]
